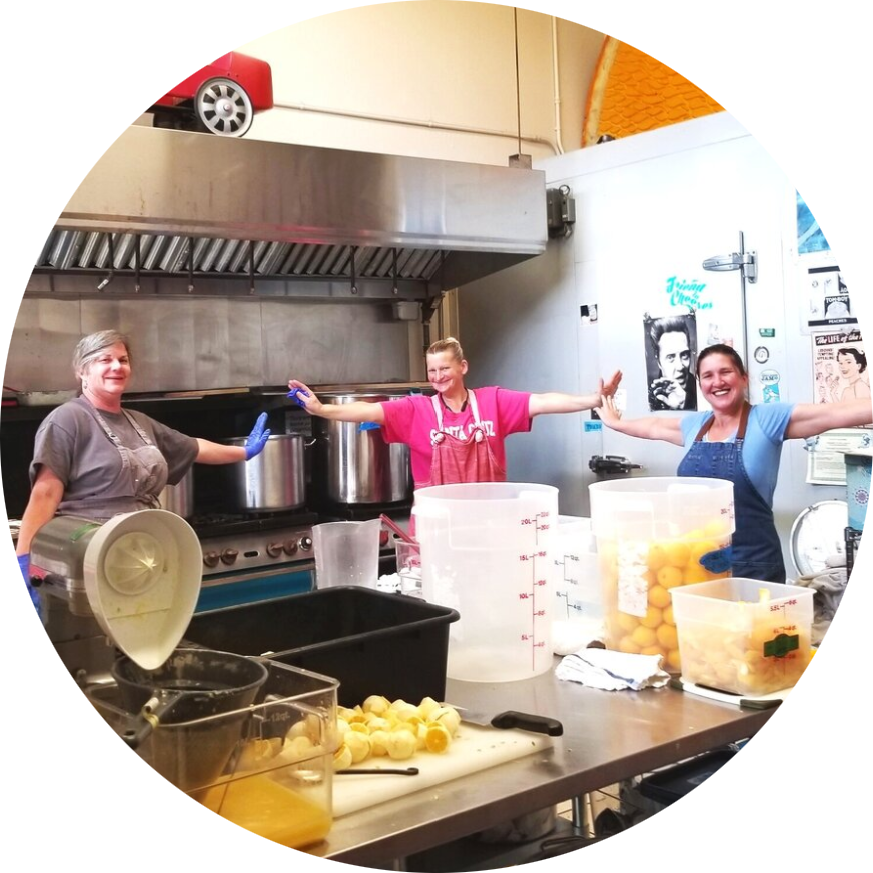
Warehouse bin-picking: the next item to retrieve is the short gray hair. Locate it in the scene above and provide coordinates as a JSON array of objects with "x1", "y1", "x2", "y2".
[{"x1": 73, "y1": 330, "x2": 132, "y2": 377}]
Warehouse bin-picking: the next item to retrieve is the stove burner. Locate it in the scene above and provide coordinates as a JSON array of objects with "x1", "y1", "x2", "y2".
[{"x1": 190, "y1": 510, "x2": 319, "y2": 538}]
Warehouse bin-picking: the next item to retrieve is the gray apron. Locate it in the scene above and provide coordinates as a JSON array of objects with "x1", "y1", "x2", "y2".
[{"x1": 63, "y1": 400, "x2": 169, "y2": 520}]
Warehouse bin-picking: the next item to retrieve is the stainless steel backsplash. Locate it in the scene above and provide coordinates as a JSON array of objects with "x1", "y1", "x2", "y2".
[{"x1": 5, "y1": 294, "x2": 418, "y2": 392}]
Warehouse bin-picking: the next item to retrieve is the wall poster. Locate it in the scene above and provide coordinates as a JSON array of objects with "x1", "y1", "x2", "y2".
[
  {"x1": 643, "y1": 311, "x2": 698, "y2": 411},
  {"x1": 789, "y1": 109, "x2": 873, "y2": 333},
  {"x1": 807, "y1": 329, "x2": 870, "y2": 484}
]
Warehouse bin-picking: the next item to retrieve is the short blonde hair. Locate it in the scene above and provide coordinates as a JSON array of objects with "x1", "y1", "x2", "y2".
[{"x1": 426, "y1": 336, "x2": 464, "y2": 363}]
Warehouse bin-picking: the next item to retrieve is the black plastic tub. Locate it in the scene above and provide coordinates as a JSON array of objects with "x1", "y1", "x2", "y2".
[
  {"x1": 637, "y1": 748, "x2": 737, "y2": 806},
  {"x1": 183, "y1": 587, "x2": 460, "y2": 707}
]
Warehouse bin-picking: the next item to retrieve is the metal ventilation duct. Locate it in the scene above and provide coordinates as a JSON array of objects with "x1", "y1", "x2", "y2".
[{"x1": 39, "y1": 127, "x2": 548, "y2": 292}]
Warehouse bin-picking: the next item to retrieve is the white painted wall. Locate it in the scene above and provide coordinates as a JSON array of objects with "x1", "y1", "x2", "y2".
[{"x1": 460, "y1": 112, "x2": 858, "y2": 577}]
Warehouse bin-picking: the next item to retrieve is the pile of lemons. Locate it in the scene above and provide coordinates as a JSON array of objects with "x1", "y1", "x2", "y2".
[
  {"x1": 332, "y1": 696, "x2": 462, "y2": 771},
  {"x1": 598, "y1": 520, "x2": 732, "y2": 670}
]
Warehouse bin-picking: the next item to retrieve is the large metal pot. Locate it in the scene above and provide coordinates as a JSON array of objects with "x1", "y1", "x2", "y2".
[
  {"x1": 312, "y1": 392, "x2": 412, "y2": 505},
  {"x1": 158, "y1": 468, "x2": 194, "y2": 518},
  {"x1": 224, "y1": 433, "x2": 307, "y2": 512}
]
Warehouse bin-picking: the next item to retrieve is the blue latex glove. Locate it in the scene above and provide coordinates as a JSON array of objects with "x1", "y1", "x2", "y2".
[
  {"x1": 699, "y1": 545, "x2": 733, "y2": 575},
  {"x1": 358, "y1": 422, "x2": 381, "y2": 431},
  {"x1": 287, "y1": 387, "x2": 310, "y2": 408},
  {"x1": 244, "y1": 412, "x2": 271, "y2": 460},
  {"x1": 3, "y1": 555, "x2": 40, "y2": 643}
]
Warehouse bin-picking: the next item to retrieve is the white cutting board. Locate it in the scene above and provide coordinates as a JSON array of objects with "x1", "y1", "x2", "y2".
[{"x1": 332, "y1": 723, "x2": 554, "y2": 817}]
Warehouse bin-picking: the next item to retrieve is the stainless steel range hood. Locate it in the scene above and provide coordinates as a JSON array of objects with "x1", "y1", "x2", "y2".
[{"x1": 36, "y1": 127, "x2": 548, "y2": 295}]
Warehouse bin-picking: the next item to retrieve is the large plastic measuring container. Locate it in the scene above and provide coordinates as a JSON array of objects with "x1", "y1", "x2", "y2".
[
  {"x1": 552, "y1": 516, "x2": 604, "y2": 653},
  {"x1": 588, "y1": 476, "x2": 734, "y2": 672},
  {"x1": 412, "y1": 482, "x2": 559, "y2": 682}
]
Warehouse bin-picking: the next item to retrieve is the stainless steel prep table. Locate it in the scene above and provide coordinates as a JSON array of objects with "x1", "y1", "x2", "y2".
[{"x1": 309, "y1": 661, "x2": 776, "y2": 866}]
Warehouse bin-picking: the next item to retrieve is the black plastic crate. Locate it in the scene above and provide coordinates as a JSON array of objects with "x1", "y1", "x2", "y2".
[
  {"x1": 184, "y1": 587, "x2": 459, "y2": 707},
  {"x1": 637, "y1": 749, "x2": 737, "y2": 806}
]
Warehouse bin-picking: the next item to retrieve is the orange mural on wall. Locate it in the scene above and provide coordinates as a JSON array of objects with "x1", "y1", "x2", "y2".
[{"x1": 582, "y1": 0, "x2": 873, "y2": 145}]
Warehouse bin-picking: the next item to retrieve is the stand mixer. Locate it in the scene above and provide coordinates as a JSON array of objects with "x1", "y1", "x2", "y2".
[{"x1": 28, "y1": 509, "x2": 203, "y2": 684}]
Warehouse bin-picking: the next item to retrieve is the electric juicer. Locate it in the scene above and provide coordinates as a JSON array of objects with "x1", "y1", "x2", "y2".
[{"x1": 11, "y1": 509, "x2": 202, "y2": 834}]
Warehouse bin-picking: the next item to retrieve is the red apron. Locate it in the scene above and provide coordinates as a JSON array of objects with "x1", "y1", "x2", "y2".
[{"x1": 422, "y1": 389, "x2": 506, "y2": 487}]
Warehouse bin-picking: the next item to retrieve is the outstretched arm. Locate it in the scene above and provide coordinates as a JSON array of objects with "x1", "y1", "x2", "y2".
[
  {"x1": 598, "y1": 395, "x2": 686, "y2": 446},
  {"x1": 528, "y1": 370, "x2": 623, "y2": 417},
  {"x1": 785, "y1": 397, "x2": 872, "y2": 440},
  {"x1": 287, "y1": 380, "x2": 385, "y2": 424}
]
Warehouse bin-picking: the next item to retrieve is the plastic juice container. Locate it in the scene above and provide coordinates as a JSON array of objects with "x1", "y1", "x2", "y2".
[{"x1": 589, "y1": 477, "x2": 735, "y2": 671}]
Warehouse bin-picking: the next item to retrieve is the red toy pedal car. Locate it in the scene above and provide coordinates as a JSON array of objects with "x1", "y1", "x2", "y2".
[{"x1": 4, "y1": 6, "x2": 273, "y2": 136}]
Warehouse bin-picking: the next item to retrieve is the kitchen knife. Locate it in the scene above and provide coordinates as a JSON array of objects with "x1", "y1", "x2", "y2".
[
  {"x1": 668, "y1": 677, "x2": 784, "y2": 710},
  {"x1": 452, "y1": 706, "x2": 563, "y2": 736}
]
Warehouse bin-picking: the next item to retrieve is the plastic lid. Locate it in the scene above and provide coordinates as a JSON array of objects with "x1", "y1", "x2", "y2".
[
  {"x1": 83, "y1": 510, "x2": 203, "y2": 669},
  {"x1": 640, "y1": 751, "x2": 824, "y2": 827}
]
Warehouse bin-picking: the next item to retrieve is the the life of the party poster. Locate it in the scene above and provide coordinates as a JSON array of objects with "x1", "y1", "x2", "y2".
[{"x1": 807, "y1": 327, "x2": 871, "y2": 484}]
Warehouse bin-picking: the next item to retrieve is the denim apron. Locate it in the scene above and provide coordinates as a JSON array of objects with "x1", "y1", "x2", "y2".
[{"x1": 677, "y1": 403, "x2": 786, "y2": 583}]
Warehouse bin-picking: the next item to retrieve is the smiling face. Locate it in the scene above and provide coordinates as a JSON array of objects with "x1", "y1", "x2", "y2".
[
  {"x1": 80, "y1": 341, "x2": 132, "y2": 405},
  {"x1": 657, "y1": 330, "x2": 692, "y2": 387},
  {"x1": 425, "y1": 350, "x2": 468, "y2": 396},
  {"x1": 697, "y1": 352, "x2": 748, "y2": 412},
  {"x1": 838, "y1": 351, "x2": 861, "y2": 380}
]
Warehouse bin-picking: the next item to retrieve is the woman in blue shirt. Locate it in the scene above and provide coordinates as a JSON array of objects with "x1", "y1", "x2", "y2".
[
  {"x1": 598, "y1": 344, "x2": 872, "y2": 582},
  {"x1": 600, "y1": 344, "x2": 873, "y2": 767}
]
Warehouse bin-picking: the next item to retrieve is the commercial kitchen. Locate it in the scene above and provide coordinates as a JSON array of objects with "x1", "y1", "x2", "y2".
[{"x1": 3, "y1": 5, "x2": 871, "y2": 870}]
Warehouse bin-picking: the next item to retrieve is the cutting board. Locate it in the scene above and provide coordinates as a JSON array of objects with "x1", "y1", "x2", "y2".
[
  {"x1": 332, "y1": 723, "x2": 554, "y2": 817},
  {"x1": 680, "y1": 661, "x2": 873, "y2": 709}
]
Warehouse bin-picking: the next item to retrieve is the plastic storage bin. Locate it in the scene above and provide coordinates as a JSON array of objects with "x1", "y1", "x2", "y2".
[
  {"x1": 671, "y1": 578, "x2": 814, "y2": 696},
  {"x1": 88, "y1": 659, "x2": 338, "y2": 849},
  {"x1": 589, "y1": 477, "x2": 735, "y2": 671},
  {"x1": 639, "y1": 751, "x2": 825, "y2": 873},
  {"x1": 184, "y1": 587, "x2": 460, "y2": 706}
]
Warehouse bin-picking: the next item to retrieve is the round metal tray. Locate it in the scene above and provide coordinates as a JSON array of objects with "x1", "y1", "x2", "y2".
[{"x1": 789, "y1": 499, "x2": 848, "y2": 577}]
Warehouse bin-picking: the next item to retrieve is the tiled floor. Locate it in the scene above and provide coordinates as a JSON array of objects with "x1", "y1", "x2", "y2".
[{"x1": 572, "y1": 786, "x2": 873, "y2": 873}]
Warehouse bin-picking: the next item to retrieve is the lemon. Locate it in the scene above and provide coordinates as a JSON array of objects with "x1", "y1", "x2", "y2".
[
  {"x1": 618, "y1": 635, "x2": 642, "y2": 654},
  {"x1": 656, "y1": 623, "x2": 679, "y2": 650},
  {"x1": 646, "y1": 544, "x2": 668, "y2": 571},
  {"x1": 666, "y1": 649, "x2": 682, "y2": 670},
  {"x1": 663, "y1": 541, "x2": 691, "y2": 567},
  {"x1": 631, "y1": 625, "x2": 658, "y2": 648},
  {"x1": 648, "y1": 584, "x2": 672, "y2": 609},
  {"x1": 616, "y1": 611, "x2": 639, "y2": 633},
  {"x1": 662, "y1": 604, "x2": 675, "y2": 626},
  {"x1": 424, "y1": 724, "x2": 453, "y2": 754},
  {"x1": 640, "y1": 605, "x2": 663, "y2": 629},
  {"x1": 657, "y1": 565, "x2": 683, "y2": 590}
]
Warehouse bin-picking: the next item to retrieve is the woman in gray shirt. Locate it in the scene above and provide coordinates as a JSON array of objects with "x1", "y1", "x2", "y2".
[{"x1": 15, "y1": 329, "x2": 271, "y2": 617}]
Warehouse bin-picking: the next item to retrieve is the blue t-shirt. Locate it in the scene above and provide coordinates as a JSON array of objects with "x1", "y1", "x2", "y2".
[{"x1": 679, "y1": 403, "x2": 795, "y2": 505}]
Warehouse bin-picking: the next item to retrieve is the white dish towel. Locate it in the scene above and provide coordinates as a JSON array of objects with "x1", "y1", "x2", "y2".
[{"x1": 555, "y1": 648, "x2": 671, "y2": 691}]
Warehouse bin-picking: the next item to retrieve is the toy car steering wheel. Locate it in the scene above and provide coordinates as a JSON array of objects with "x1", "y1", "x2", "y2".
[{"x1": 106, "y1": 6, "x2": 139, "y2": 45}]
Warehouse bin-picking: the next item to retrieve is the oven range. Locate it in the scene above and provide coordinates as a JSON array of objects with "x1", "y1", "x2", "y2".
[{"x1": 191, "y1": 511, "x2": 318, "y2": 576}]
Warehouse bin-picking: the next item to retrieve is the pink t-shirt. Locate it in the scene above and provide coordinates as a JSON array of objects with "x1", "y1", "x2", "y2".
[{"x1": 379, "y1": 387, "x2": 533, "y2": 487}]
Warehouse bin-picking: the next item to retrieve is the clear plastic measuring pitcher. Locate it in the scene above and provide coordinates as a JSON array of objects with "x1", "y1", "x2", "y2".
[
  {"x1": 412, "y1": 482, "x2": 559, "y2": 682},
  {"x1": 312, "y1": 519, "x2": 381, "y2": 589}
]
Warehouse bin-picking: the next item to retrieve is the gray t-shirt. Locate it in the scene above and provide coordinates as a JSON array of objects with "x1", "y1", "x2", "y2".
[{"x1": 30, "y1": 397, "x2": 199, "y2": 514}]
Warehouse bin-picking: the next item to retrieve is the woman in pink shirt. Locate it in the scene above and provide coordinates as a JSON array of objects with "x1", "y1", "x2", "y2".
[{"x1": 288, "y1": 337, "x2": 621, "y2": 491}]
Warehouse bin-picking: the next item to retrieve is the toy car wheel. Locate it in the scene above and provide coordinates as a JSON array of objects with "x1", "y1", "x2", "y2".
[
  {"x1": 194, "y1": 77, "x2": 254, "y2": 137},
  {"x1": 6, "y1": 49, "x2": 76, "y2": 115}
]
